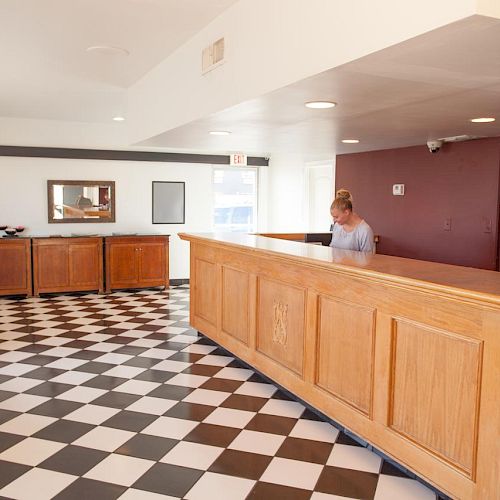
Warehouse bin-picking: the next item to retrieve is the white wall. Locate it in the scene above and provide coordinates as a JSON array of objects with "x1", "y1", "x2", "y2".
[
  {"x1": 0, "y1": 157, "x2": 215, "y2": 279},
  {"x1": 478, "y1": 0, "x2": 500, "y2": 17},
  {"x1": 256, "y1": 165, "x2": 269, "y2": 232},
  {"x1": 0, "y1": 117, "x2": 127, "y2": 148}
]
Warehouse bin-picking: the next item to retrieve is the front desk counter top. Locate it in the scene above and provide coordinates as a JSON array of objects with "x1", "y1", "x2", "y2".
[
  {"x1": 189, "y1": 231, "x2": 500, "y2": 304},
  {"x1": 179, "y1": 231, "x2": 500, "y2": 500}
]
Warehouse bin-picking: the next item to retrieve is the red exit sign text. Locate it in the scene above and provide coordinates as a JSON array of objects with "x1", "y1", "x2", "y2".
[{"x1": 230, "y1": 153, "x2": 247, "y2": 166}]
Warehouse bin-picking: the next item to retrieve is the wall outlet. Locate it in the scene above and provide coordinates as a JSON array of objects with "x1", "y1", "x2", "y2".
[
  {"x1": 483, "y1": 217, "x2": 492, "y2": 233},
  {"x1": 444, "y1": 218, "x2": 452, "y2": 231},
  {"x1": 393, "y1": 184, "x2": 405, "y2": 196}
]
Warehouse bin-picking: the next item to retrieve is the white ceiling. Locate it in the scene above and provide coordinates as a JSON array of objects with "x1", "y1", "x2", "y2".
[
  {"x1": 0, "y1": 0, "x2": 237, "y2": 122},
  {"x1": 141, "y1": 16, "x2": 500, "y2": 160},
  {"x1": 0, "y1": 4, "x2": 499, "y2": 159}
]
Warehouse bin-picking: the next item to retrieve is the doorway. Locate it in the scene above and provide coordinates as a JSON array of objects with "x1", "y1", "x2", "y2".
[{"x1": 307, "y1": 164, "x2": 334, "y2": 231}]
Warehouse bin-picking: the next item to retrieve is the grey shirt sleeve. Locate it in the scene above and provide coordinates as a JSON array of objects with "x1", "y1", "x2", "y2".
[{"x1": 357, "y1": 222, "x2": 375, "y2": 253}]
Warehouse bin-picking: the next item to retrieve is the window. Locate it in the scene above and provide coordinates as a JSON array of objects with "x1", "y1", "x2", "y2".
[{"x1": 213, "y1": 167, "x2": 258, "y2": 232}]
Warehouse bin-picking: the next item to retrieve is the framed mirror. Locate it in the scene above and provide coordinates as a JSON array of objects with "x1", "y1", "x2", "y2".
[{"x1": 47, "y1": 180, "x2": 115, "y2": 223}]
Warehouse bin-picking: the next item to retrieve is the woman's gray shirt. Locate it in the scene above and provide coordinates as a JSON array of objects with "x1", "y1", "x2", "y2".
[{"x1": 329, "y1": 220, "x2": 375, "y2": 253}]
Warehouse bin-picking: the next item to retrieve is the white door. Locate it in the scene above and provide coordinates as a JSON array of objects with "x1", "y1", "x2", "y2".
[{"x1": 307, "y1": 165, "x2": 334, "y2": 231}]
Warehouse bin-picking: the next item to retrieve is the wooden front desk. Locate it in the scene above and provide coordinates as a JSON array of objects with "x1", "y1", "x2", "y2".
[{"x1": 179, "y1": 232, "x2": 500, "y2": 500}]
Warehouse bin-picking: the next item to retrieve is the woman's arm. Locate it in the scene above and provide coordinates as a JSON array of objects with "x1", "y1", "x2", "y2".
[{"x1": 358, "y1": 224, "x2": 375, "y2": 253}]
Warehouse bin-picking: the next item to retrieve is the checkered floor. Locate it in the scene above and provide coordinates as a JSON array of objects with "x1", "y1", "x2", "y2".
[{"x1": 0, "y1": 286, "x2": 444, "y2": 499}]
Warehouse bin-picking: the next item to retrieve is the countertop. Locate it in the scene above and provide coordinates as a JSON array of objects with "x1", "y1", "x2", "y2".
[{"x1": 179, "y1": 232, "x2": 500, "y2": 306}]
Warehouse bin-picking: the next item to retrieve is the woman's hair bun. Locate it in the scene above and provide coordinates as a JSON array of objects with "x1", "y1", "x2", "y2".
[{"x1": 335, "y1": 188, "x2": 352, "y2": 202}]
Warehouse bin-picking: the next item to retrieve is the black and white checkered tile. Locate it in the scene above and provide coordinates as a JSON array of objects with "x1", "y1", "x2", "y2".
[{"x1": 0, "y1": 286, "x2": 444, "y2": 499}]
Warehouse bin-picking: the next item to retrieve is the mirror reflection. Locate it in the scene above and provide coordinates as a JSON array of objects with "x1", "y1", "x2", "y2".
[{"x1": 48, "y1": 180, "x2": 115, "y2": 223}]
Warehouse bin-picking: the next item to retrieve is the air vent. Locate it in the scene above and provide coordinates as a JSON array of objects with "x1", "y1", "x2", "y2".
[{"x1": 202, "y1": 37, "x2": 225, "y2": 74}]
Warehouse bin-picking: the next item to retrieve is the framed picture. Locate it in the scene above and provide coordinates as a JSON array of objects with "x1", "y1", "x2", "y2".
[{"x1": 152, "y1": 181, "x2": 185, "y2": 224}]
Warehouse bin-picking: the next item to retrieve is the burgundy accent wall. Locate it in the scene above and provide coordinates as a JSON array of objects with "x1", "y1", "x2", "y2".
[{"x1": 335, "y1": 138, "x2": 500, "y2": 270}]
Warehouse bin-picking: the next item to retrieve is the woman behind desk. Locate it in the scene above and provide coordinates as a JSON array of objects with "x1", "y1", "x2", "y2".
[{"x1": 330, "y1": 189, "x2": 375, "y2": 253}]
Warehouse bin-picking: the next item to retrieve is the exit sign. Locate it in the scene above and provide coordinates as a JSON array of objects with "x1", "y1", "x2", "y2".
[{"x1": 230, "y1": 153, "x2": 247, "y2": 166}]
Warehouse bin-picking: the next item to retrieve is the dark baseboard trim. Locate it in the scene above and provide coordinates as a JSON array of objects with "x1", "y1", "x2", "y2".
[
  {"x1": 0, "y1": 145, "x2": 269, "y2": 167},
  {"x1": 169, "y1": 279, "x2": 190, "y2": 286}
]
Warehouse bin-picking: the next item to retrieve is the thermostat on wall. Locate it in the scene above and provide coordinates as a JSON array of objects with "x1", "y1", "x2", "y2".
[{"x1": 393, "y1": 184, "x2": 405, "y2": 196}]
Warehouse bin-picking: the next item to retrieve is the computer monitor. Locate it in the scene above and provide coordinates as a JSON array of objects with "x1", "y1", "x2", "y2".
[{"x1": 304, "y1": 233, "x2": 332, "y2": 246}]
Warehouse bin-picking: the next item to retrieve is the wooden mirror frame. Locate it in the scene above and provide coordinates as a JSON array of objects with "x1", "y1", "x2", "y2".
[{"x1": 47, "y1": 180, "x2": 116, "y2": 223}]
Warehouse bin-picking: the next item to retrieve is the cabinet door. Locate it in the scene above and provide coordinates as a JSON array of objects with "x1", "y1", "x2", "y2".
[
  {"x1": 0, "y1": 241, "x2": 30, "y2": 294},
  {"x1": 69, "y1": 243, "x2": 100, "y2": 288},
  {"x1": 108, "y1": 243, "x2": 139, "y2": 287},
  {"x1": 36, "y1": 244, "x2": 69, "y2": 289},
  {"x1": 138, "y1": 242, "x2": 166, "y2": 286}
]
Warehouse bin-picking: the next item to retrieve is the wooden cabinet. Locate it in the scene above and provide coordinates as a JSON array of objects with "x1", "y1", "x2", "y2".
[
  {"x1": 32, "y1": 237, "x2": 103, "y2": 295},
  {"x1": 0, "y1": 238, "x2": 32, "y2": 296},
  {"x1": 3, "y1": 235, "x2": 168, "y2": 297},
  {"x1": 105, "y1": 236, "x2": 169, "y2": 292}
]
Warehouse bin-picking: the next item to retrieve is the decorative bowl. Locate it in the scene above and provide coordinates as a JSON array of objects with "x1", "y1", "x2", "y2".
[
  {"x1": 0, "y1": 225, "x2": 7, "y2": 231},
  {"x1": 15, "y1": 226, "x2": 25, "y2": 233},
  {"x1": 4, "y1": 227, "x2": 17, "y2": 236}
]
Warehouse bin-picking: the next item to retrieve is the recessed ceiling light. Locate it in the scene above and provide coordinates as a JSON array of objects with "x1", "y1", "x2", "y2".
[
  {"x1": 305, "y1": 101, "x2": 337, "y2": 109},
  {"x1": 209, "y1": 130, "x2": 231, "y2": 135},
  {"x1": 341, "y1": 139, "x2": 360, "y2": 144},
  {"x1": 113, "y1": 116, "x2": 125, "y2": 122},
  {"x1": 469, "y1": 117, "x2": 495, "y2": 123},
  {"x1": 86, "y1": 45, "x2": 130, "y2": 56}
]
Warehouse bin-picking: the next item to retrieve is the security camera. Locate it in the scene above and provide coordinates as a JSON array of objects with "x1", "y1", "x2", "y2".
[{"x1": 427, "y1": 140, "x2": 443, "y2": 154}]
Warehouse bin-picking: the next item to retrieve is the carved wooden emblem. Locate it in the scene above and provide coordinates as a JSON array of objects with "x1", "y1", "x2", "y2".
[{"x1": 273, "y1": 301, "x2": 288, "y2": 346}]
